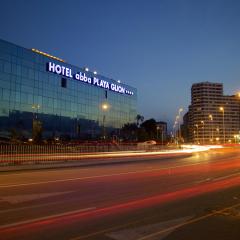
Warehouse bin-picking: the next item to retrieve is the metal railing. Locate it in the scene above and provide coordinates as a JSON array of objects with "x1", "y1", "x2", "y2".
[{"x1": 0, "y1": 144, "x2": 168, "y2": 166}]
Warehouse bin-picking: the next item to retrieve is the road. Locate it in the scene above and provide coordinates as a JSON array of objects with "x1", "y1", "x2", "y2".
[{"x1": 1, "y1": 147, "x2": 240, "y2": 240}]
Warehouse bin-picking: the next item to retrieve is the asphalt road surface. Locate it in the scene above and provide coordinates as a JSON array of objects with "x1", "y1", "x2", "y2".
[{"x1": 1, "y1": 147, "x2": 240, "y2": 240}]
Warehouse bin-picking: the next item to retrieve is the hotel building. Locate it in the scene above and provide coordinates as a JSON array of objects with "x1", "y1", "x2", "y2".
[{"x1": 0, "y1": 39, "x2": 137, "y2": 140}]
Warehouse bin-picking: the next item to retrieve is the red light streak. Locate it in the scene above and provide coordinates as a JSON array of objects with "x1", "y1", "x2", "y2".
[{"x1": 1, "y1": 174, "x2": 240, "y2": 235}]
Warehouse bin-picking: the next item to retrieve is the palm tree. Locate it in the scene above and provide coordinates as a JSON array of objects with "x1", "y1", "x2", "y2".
[{"x1": 136, "y1": 114, "x2": 144, "y2": 127}]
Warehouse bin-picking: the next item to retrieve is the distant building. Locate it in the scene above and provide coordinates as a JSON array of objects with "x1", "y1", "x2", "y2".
[
  {"x1": 156, "y1": 121, "x2": 167, "y2": 143},
  {"x1": 184, "y1": 82, "x2": 240, "y2": 144}
]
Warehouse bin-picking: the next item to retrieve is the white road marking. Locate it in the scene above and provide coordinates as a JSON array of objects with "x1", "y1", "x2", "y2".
[
  {"x1": 0, "y1": 167, "x2": 91, "y2": 177},
  {"x1": 194, "y1": 178, "x2": 211, "y2": 184},
  {"x1": 106, "y1": 216, "x2": 192, "y2": 240},
  {"x1": 211, "y1": 172, "x2": 240, "y2": 181},
  {"x1": 70, "y1": 202, "x2": 240, "y2": 240},
  {"x1": 136, "y1": 202, "x2": 240, "y2": 240},
  {"x1": 0, "y1": 200, "x2": 68, "y2": 214},
  {"x1": 0, "y1": 207, "x2": 95, "y2": 230},
  {"x1": 0, "y1": 191, "x2": 73, "y2": 204},
  {"x1": 193, "y1": 172, "x2": 240, "y2": 185}
]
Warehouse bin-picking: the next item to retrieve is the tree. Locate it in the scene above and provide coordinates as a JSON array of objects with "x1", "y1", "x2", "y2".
[
  {"x1": 121, "y1": 123, "x2": 138, "y2": 140},
  {"x1": 10, "y1": 128, "x2": 18, "y2": 142},
  {"x1": 141, "y1": 118, "x2": 157, "y2": 139},
  {"x1": 32, "y1": 119, "x2": 43, "y2": 143}
]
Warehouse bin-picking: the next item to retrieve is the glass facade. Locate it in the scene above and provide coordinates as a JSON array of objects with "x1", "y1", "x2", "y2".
[{"x1": 0, "y1": 39, "x2": 137, "y2": 140}]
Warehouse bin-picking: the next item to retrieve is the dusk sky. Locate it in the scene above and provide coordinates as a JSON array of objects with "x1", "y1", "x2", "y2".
[{"x1": 1, "y1": 0, "x2": 240, "y2": 126}]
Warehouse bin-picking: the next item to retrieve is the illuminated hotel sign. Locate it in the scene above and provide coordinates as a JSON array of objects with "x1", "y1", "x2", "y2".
[{"x1": 47, "y1": 62, "x2": 134, "y2": 95}]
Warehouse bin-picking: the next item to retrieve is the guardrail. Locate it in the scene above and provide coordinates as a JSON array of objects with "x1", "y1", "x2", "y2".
[{"x1": 0, "y1": 144, "x2": 167, "y2": 166}]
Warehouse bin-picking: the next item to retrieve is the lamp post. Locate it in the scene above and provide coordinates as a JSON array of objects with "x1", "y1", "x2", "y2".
[
  {"x1": 156, "y1": 126, "x2": 160, "y2": 141},
  {"x1": 201, "y1": 120, "x2": 205, "y2": 144},
  {"x1": 173, "y1": 122, "x2": 177, "y2": 144},
  {"x1": 173, "y1": 120, "x2": 178, "y2": 144},
  {"x1": 161, "y1": 129, "x2": 164, "y2": 145},
  {"x1": 209, "y1": 114, "x2": 213, "y2": 143},
  {"x1": 32, "y1": 104, "x2": 40, "y2": 119},
  {"x1": 32, "y1": 104, "x2": 40, "y2": 141},
  {"x1": 219, "y1": 107, "x2": 225, "y2": 144},
  {"x1": 216, "y1": 127, "x2": 220, "y2": 143},
  {"x1": 178, "y1": 108, "x2": 183, "y2": 143},
  {"x1": 195, "y1": 124, "x2": 199, "y2": 144},
  {"x1": 237, "y1": 93, "x2": 240, "y2": 137},
  {"x1": 234, "y1": 135, "x2": 237, "y2": 144},
  {"x1": 101, "y1": 103, "x2": 109, "y2": 140},
  {"x1": 175, "y1": 116, "x2": 179, "y2": 145}
]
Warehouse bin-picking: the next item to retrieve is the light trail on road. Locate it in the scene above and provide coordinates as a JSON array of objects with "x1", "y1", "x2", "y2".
[
  {"x1": 1, "y1": 147, "x2": 240, "y2": 239},
  {"x1": 0, "y1": 144, "x2": 222, "y2": 165},
  {"x1": 1, "y1": 153, "x2": 240, "y2": 189},
  {"x1": 1, "y1": 170, "x2": 240, "y2": 236}
]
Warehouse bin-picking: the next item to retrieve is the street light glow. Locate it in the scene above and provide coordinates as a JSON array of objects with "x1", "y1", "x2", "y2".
[
  {"x1": 219, "y1": 106, "x2": 225, "y2": 143},
  {"x1": 208, "y1": 114, "x2": 214, "y2": 142},
  {"x1": 32, "y1": 104, "x2": 40, "y2": 109},
  {"x1": 102, "y1": 103, "x2": 108, "y2": 110}
]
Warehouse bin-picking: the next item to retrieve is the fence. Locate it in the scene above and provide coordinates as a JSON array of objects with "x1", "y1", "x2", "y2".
[{"x1": 0, "y1": 144, "x2": 167, "y2": 166}]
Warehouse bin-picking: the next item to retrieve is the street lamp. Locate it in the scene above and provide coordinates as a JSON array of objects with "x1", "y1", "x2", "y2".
[
  {"x1": 234, "y1": 134, "x2": 237, "y2": 144},
  {"x1": 209, "y1": 114, "x2": 213, "y2": 143},
  {"x1": 201, "y1": 120, "x2": 205, "y2": 144},
  {"x1": 173, "y1": 122, "x2": 177, "y2": 144},
  {"x1": 156, "y1": 126, "x2": 160, "y2": 140},
  {"x1": 101, "y1": 103, "x2": 109, "y2": 140},
  {"x1": 102, "y1": 103, "x2": 108, "y2": 111},
  {"x1": 178, "y1": 108, "x2": 183, "y2": 143},
  {"x1": 237, "y1": 93, "x2": 240, "y2": 136},
  {"x1": 32, "y1": 104, "x2": 40, "y2": 119},
  {"x1": 175, "y1": 116, "x2": 180, "y2": 145},
  {"x1": 195, "y1": 124, "x2": 199, "y2": 144},
  {"x1": 219, "y1": 107, "x2": 225, "y2": 144},
  {"x1": 216, "y1": 127, "x2": 219, "y2": 142},
  {"x1": 32, "y1": 104, "x2": 41, "y2": 141}
]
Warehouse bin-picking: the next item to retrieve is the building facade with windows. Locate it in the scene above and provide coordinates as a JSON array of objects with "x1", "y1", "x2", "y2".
[
  {"x1": 0, "y1": 39, "x2": 137, "y2": 140},
  {"x1": 184, "y1": 82, "x2": 240, "y2": 144}
]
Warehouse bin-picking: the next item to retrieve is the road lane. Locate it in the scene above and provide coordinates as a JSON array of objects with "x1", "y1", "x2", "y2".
[
  {"x1": 2, "y1": 174, "x2": 240, "y2": 240},
  {"x1": 1, "y1": 147, "x2": 240, "y2": 239},
  {"x1": 1, "y1": 147, "x2": 239, "y2": 187},
  {"x1": 1, "y1": 149, "x2": 240, "y2": 212}
]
